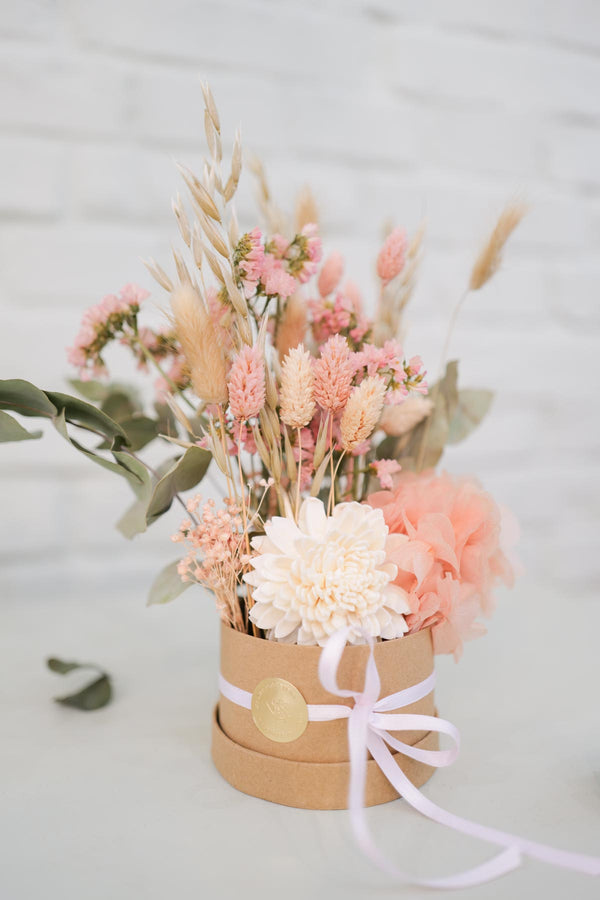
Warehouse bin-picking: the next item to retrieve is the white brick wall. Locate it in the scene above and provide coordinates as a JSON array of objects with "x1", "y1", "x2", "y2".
[{"x1": 1, "y1": 1, "x2": 599, "y2": 602}]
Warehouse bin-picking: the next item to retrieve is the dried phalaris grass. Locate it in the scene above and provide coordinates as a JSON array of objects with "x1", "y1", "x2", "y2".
[
  {"x1": 469, "y1": 200, "x2": 527, "y2": 291},
  {"x1": 143, "y1": 257, "x2": 173, "y2": 292},
  {"x1": 221, "y1": 266, "x2": 249, "y2": 320},
  {"x1": 202, "y1": 241, "x2": 227, "y2": 285},
  {"x1": 170, "y1": 284, "x2": 228, "y2": 405},
  {"x1": 176, "y1": 163, "x2": 221, "y2": 222},
  {"x1": 172, "y1": 248, "x2": 192, "y2": 286},
  {"x1": 198, "y1": 209, "x2": 230, "y2": 259},
  {"x1": 201, "y1": 81, "x2": 220, "y2": 134},
  {"x1": 230, "y1": 129, "x2": 242, "y2": 187},
  {"x1": 228, "y1": 208, "x2": 239, "y2": 247},
  {"x1": 204, "y1": 108, "x2": 222, "y2": 164},
  {"x1": 172, "y1": 194, "x2": 191, "y2": 247},
  {"x1": 191, "y1": 222, "x2": 204, "y2": 270},
  {"x1": 295, "y1": 185, "x2": 319, "y2": 231},
  {"x1": 248, "y1": 154, "x2": 288, "y2": 234}
]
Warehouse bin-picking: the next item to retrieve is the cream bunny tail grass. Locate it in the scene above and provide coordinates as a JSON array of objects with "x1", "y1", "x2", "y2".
[
  {"x1": 170, "y1": 284, "x2": 228, "y2": 405},
  {"x1": 279, "y1": 344, "x2": 316, "y2": 430},
  {"x1": 469, "y1": 200, "x2": 527, "y2": 291},
  {"x1": 340, "y1": 376, "x2": 387, "y2": 452}
]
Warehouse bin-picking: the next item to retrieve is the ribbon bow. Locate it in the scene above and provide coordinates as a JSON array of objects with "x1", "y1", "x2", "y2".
[
  {"x1": 318, "y1": 625, "x2": 600, "y2": 888},
  {"x1": 219, "y1": 626, "x2": 600, "y2": 888}
]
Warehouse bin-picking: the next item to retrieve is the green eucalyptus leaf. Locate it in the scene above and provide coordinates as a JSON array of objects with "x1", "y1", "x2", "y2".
[
  {"x1": 0, "y1": 379, "x2": 57, "y2": 418},
  {"x1": 101, "y1": 391, "x2": 137, "y2": 422},
  {"x1": 447, "y1": 389, "x2": 494, "y2": 444},
  {"x1": 112, "y1": 449, "x2": 153, "y2": 498},
  {"x1": 47, "y1": 657, "x2": 113, "y2": 711},
  {"x1": 55, "y1": 674, "x2": 112, "y2": 711},
  {"x1": 52, "y1": 409, "x2": 151, "y2": 493},
  {"x1": 0, "y1": 409, "x2": 42, "y2": 442},
  {"x1": 118, "y1": 416, "x2": 158, "y2": 451},
  {"x1": 146, "y1": 446, "x2": 211, "y2": 526},
  {"x1": 114, "y1": 453, "x2": 155, "y2": 538},
  {"x1": 46, "y1": 391, "x2": 129, "y2": 442},
  {"x1": 438, "y1": 360, "x2": 459, "y2": 421},
  {"x1": 116, "y1": 497, "x2": 149, "y2": 539},
  {"x1": 98, "y1": 415, "x2": 158, "y2": 452},
  {"x1": 68, "y1": 379, "x2": 111, "y2": 403},
  {"x1": 47, "y1": 657, "x2": 85, "y2": 674},
  {"x1": 399, "y1": 361, "x2": 458, "y2": 470},
  {"x1": 376, "y1": 435, "x2": 399, "y2": 461},
  {"x1": 154, "y1": 401, "x2": 178, "y2": 437},
  {"x1": 147, "y1": 559, "x2": 192, "y2": 605}
]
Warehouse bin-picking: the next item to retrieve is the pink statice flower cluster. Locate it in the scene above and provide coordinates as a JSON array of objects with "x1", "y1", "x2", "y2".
[
  {"x1": 369, "y1": 471, "x2": 516, "y2": 660},
  {"x1": 354, "y1": 340, "x2": 427, "y2": 404},
  {"x1": 233, "y1": 225, "x2": 323, "y2": 302},
  {"x1": 67, "y1": 283, "x2": 149, "y2": 380},
  {"x1": 370, "y1": 458, "x2": 402, "y2": 489},
  {"x1": 309, "y1": 252, "x2": 371, "y2": 346},
  {"x1": 235, "y1": 228, "x2": 265, "y2": 299}
]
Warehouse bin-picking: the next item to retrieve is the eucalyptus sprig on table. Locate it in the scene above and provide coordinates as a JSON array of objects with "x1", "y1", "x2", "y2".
[{"x1": 47, "y1": 657, "x2": 112, "y2": 711}]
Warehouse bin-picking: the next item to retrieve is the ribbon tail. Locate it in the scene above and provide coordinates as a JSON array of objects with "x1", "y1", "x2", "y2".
[
  {"x1": 353, "y1": 733, "x2": 521, "y2": 888},
  {"x1": 368, "y1": 732, "x2": 600, "y2": 880}
]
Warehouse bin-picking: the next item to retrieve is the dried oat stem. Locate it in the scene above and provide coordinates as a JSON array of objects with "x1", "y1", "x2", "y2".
[{"x1": 469, "y1": 200, "x2": 527, "y2": 291}]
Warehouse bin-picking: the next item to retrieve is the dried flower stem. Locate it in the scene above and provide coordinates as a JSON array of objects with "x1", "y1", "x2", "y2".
[
  {"x1": 328, "y1": 450, "x2": 346, "y2": 515},
  {"x1": 216, "y1": 406, "x2": 237, "y2": 503},
  {"x1": 295, "y1": 427, "x2": 302, "y2": 519}
]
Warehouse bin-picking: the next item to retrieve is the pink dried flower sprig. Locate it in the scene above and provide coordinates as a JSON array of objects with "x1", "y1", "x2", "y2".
[
  {"x1": 172, "y1": 496, "x2": 249, "y2": 627},
  {"x1": 227, "y1": 344, "x2": 266, "y2": 420},
  {"x1": 355, "y1": 341, "x2": 428, "y2": 403},
  {"x1": 235, "y1": 228, "x2": 265, "y2": 299},
  {"x1": 67, "y1": 283, "x2": 149, "y2": 380},
  {"x1": 259, "y1": 224, "x2": 323, "y2": 298},
  {"x1": 313, "y1": 334, "x2": 358, "y2": 413},
  {"x1": 377, "y1": 227, "x2": 407, "y2": 285}
]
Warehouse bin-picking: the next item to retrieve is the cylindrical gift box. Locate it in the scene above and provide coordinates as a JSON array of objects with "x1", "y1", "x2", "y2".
[{"x1": 211, "y1": 623, "x2": 438, "y2": 809}]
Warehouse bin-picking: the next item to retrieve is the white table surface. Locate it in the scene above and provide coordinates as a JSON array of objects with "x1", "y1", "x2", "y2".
[{"x1": 1, "y1": 574, "x2": 598, "y2": 900}]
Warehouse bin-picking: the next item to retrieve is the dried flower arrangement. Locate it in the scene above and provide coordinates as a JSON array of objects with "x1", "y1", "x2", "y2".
[
  {"x1": 0, "y1": 84, "x2": 522, "y2": 660},
  {"x1": 3, "y1": 85, "x2": 599, "y2": 889}
]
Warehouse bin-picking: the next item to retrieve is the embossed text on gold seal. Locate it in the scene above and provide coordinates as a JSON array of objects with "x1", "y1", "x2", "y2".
[{"x1": 251, "y1": 677, "x2": 308, "y2": 743}]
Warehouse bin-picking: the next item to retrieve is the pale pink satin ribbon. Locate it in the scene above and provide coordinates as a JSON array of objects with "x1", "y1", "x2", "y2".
[{"x1": 219, "y1": 625, "x2": 600, "y2": 888}]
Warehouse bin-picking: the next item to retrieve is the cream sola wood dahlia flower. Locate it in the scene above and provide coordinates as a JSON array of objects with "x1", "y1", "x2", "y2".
[{"x1": 244, "y1": 498, "x2": 410, "y2": 645}]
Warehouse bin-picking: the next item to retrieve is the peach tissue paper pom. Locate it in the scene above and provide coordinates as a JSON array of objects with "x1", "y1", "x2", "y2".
[{"x1": 369, "y1": 470, "x2": 517, "y2": 660}]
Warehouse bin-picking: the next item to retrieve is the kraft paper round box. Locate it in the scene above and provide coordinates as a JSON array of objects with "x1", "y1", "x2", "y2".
[{"x1": 212, "y1": 623, "x2": 438, "y2": 810}]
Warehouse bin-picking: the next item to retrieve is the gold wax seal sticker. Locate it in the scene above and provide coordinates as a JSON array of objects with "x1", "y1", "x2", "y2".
[{"x1": 251, "y1": 677, "x2": 308, "y2": 743}]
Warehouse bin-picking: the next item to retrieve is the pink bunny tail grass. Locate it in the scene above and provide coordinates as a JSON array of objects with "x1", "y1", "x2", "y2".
[
  {"x1": 313, "y1": 334, "x2": 357, "y2": 413},
  {"x1": 228, "y1": 344, "x2": 266, "y2": 420},
  {"x1": 377, "y1": 227, "x2": 407, "y2": 285},
  {"x1": 317, "y1": 252, "x2": 344, "y2": 297}
]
